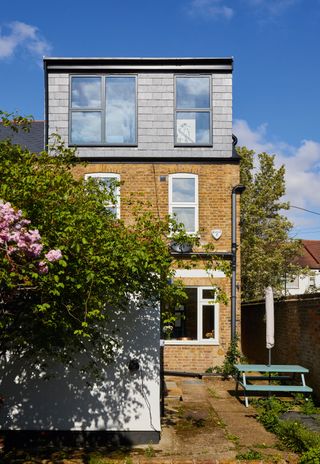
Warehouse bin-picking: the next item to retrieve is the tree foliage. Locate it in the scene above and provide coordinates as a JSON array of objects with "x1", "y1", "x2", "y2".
[
  {"x1": 0, "y1": 113, "x2": 195, "y2": 368},
  {"x1": 238, "y1": 146, "x2": 302, "y2": 301}
]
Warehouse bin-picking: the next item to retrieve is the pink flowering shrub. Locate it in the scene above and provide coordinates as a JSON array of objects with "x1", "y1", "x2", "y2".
[
  {"x1": 45, "y1": 249, "x2": 63, "y2": 262},
  {"x1": 0, "y1": 200, "x2": 62, "y2": 277}
]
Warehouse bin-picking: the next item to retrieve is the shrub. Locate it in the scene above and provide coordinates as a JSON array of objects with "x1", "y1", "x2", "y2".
[
  {"x1": 277, "y1": 420, "x2": 320, "y2": 454},
  {"x1": 206, "y1": 334, "x2": 245, "y2": 377},
  {"x1": 253, "y1": 397, "x2": 320, "y2": 456},
  {"x1": 299, "y1": 447, "x2": 320, "y2": 464}
]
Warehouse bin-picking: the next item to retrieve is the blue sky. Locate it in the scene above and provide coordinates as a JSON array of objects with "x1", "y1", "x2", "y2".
[{"x1": 1, "y1": 0, "x2": 320, "y2": 238}]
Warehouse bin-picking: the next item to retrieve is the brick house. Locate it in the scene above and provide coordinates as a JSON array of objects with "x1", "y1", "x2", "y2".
[
  {"x1": 44, "y1": 56, "x2": 241, "y2": 374},
  {"x1": 0, "y1": 57, "x2": 241, "y2": 440},
  {"x1": 285, "y1": 240, "x2": 320, "y2": 295}
]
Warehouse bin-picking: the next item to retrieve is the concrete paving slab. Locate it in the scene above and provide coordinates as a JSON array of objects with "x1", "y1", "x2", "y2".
[
  {"x1": 153, "y1": 375, "x2": 299, "y2": 463},
  {"x1": 165, "y1": 380, "x2": 183, "y2": 400}
]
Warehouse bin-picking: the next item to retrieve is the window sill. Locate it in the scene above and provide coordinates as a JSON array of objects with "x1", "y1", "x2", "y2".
[
  {"x1": 174, "y1": 144, "x2": 213, "y2": 148},
  {"x1": 163, "y1": 339, "x2": 219, "y2": 346},
  {"x1": 69, "y1": 143, "x2": 138, "y2": 148}
]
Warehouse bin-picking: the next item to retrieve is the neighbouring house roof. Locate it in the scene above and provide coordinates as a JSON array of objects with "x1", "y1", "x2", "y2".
[
  {"x1": 0, "y1": 121, "x2": 44, "y2": 153},
  {"x1": 297, "y1": 240, "x2": 320, "y2": 270}
]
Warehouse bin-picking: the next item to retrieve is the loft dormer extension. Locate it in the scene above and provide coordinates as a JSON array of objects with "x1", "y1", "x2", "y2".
[{"x1": 44, "y1": 57, "x2": 235, "y2": 161}]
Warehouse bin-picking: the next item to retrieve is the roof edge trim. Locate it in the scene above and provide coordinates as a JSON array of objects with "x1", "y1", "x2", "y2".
[{"x1": 43, "y1": 57, "x2": 233, "y2": 72}]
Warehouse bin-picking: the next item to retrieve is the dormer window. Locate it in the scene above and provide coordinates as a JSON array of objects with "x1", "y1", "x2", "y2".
[
  {"x1": 70, "y1": 76, "x2": 137, "y2": 146},
  {"x1": 175, "y1": 76, "x2": 212, "y2": 146}
]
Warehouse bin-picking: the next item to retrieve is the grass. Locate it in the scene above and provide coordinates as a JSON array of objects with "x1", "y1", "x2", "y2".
[
  {"x1": 144, "y1": 444, "x2": 155, "y2": 458},
  {"x1": 252, "y1": 396, "x2": 320, "y2": 459},
  {"x1": 207, "y1": 386, "x2": 221, "y2": 399},
  {"x1": 236, "y1": 448, "x2": 263, "y2": 460},
  {"x1": 226, "y1": 433, "x2": 240, "y2": 445}
]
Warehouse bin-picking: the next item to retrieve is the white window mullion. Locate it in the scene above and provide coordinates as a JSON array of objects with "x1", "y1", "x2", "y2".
[
  {"x1": 199, "y1": 286, "x2": 218, "y2": 342},
  {"x1": 197, "y1": 287, "x2": 202, "y2": 341},
  {"x1": 214, "y1": 303, "x2": 219, "y2": 343}
]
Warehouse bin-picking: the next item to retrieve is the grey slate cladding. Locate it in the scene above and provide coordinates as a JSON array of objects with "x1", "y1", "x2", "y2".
[
  {"x1": 45, "y1": 57, "x2": 234, "y2": 160},
  {"x1": 0, "y1": 121, "x2": 44, "y2": 153}
]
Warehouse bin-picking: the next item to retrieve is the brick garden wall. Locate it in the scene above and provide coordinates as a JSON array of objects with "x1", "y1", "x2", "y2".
[{"x1": 241, "y1": 294, "x2": 320, "y2": 399}]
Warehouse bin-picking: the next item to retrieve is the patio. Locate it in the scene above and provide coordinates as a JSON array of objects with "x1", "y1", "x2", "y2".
[{"x1": 150, "y1": 375, "x2": 299, "y2": 463}]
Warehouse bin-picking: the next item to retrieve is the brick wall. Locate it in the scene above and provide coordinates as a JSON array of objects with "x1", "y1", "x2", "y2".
[
  {"x1": 241, "y1": 294, "x2": 320, "y2": 399},
  {"x1": 163, "y1": 345, "x2": 226, "y2": 372},
  {"x1": 72, "y1": 162, "x2": 240, "y2": 371},
  {"x1": 73, "y1": 162, "x2": 239, "y2": 248}
]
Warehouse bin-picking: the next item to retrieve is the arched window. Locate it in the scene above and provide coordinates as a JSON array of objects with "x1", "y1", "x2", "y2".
[{"x1": 84, "y1": 172, "x2": 120, "y2": 218}]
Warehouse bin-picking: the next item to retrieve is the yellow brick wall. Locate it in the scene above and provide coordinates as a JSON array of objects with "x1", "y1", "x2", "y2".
[
  {"x1": 163, "y1": 345, "x2": 226, "y2": 372},
  {"x1": 73, "y1": 161, "x2": 240, "y2": 370},
  {"x1": 73, "y1": 162, "x2": 239, "y2": 251}
]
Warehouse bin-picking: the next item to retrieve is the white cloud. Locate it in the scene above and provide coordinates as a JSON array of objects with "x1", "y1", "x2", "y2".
[
  {"x1": 185, "y1": 0, "x2": 298, "y2": 20},
  {"x1": 186, "y1": 0, "x2": 234, "y2": 20},
  {"x1": 234, "y1": 119, "x2": 320, "y2": 237},
  {"x1": 245, "y1": 0, "x2": 299, "y2": 16},
  {"x1": 0, "y1": 21, "x2": 51, "y2": 60}
]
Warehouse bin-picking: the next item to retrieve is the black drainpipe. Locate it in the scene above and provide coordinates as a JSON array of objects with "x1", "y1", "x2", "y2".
[{"x1": 231, "y1": 184, "x2": 245, "y2": 341}]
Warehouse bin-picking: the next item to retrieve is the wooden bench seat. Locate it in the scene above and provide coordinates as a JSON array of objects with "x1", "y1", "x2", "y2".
[
  {"x1": 243, "y1": 375, "x2": 292, "y2": 382},
  {"x1": 238, "y1": 383, "x2": 313, "y2": 393}
]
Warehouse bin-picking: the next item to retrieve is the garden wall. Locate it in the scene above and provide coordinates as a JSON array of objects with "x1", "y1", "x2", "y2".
[{"x1": 241, "y1": 293, "x2": 320, "y2": 399}]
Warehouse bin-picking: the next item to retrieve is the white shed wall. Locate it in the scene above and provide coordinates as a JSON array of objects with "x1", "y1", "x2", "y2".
[{"x1": 0, "y1": 301, "x2": 160, "y2": 433}]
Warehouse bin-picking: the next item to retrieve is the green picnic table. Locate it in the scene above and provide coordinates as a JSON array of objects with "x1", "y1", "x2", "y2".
[{"x1": 234, "y1": 364, "x2": 313, "y2": 407}]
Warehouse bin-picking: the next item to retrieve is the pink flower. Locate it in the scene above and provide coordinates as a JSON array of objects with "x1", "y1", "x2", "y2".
[
  {"x1": 7, "y1": 245, "x2": 17, "y2": 255},
  {"x1": 1, "y1": 201, "x2": 62, "y2": 276},
  {"x1": 45, "y1": 249, "x2": 62, "y2": 262},
  {"x1": 29, "y1": 243, "x2": 44, "y2": 257},
  {"x1": 38, "y1": 261, "x2": 49, "y2": 274}
]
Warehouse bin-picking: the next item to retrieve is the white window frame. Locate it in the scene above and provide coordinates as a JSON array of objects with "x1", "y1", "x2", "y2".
[
  {"x1": 84, "y1": 172, "x2": 120, "y2": 218},
  {"x1": 168, "y1": 173, "x2": 198, "y2": 234},
  {"x1": 164, "y1": 286, "x2": 219, "y2": 346}
]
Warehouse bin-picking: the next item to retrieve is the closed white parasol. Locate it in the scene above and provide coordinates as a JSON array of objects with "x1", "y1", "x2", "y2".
[{"x1": 265, "y1": 286, "x2": 274, "y2": 365}]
